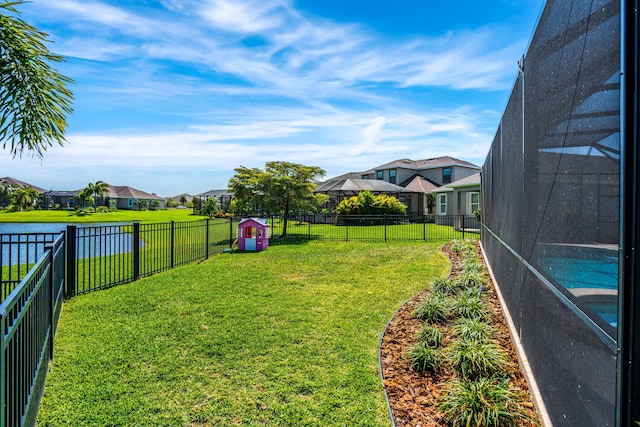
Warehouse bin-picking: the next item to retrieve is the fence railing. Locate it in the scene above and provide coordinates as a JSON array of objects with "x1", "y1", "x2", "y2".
[
  {"x1": 272, "y1": 214, "x2": 480, "y2": 242},
  {"x1": 66, "y1": 219, "x2": 235, "y2": 297},
  {"x1": 0, "y1": 233, "x2": 65, "y2": 427},
  {"x1": 1, "y1": 233, "x2": 60, "y2": 301}
]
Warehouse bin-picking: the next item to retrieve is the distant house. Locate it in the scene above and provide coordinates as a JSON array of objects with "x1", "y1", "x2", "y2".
[
  {"x1": 1, "y1": 177, "x2": 47, "y2": 206},
  {"x1": 317, "y1": 156, "x2": 481, "y2": 216},
  {"x1": 42, "y1": 190, "x2": 80, "y2": 209},
  {"x1": 167, "y1": 193, "x2": 193, "y2": 207},
  {"x1": 432, "y1": 172, "x2": 481, "y2": 217},
  {"x1": 194, "y1": 189, "x2": 233, "y2": 213},
  {"x1": 104, "y1": 186, "x2": 165, "y2": 210},
  {"x1": 314, "y1": 178, "x2": 420, "y2": 213},
  {"x1": 44, "y1": 185, "x2": 165, "y2": 210}
]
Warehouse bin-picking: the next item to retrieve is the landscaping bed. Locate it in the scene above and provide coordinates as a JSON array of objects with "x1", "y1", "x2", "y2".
[{"x1": 380, "y1": 241, "x2": 540, "y2": 426}]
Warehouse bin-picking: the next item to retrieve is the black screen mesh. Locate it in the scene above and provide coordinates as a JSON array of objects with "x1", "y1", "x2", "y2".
[{"x1": 481, "y1": 0, "x2": 619, "y2": 424}]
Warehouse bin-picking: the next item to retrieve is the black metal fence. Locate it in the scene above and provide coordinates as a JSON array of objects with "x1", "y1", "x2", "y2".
[
  {"x1": 0, "y1": 233, "x2": 65, "y2": 427},
  {"x1": 1, "y1": 233, "x2": 60, "y2": 301},
  {"x1": 66, "y1": 219, "x2": 234, "y2": 297},
  {"x1": 274, "y1": 214, "x2": 480, "y2": 242}
]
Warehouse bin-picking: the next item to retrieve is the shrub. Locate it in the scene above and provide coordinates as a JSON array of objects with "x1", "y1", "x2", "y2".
[
  {"x1": 450, "y1": 239, "x2": 475, "y2": 253},
  {"x1": 416, "y1": 324, "x2": 444, "y2": 348},
  {"x1": 446, "y1": 339, "x2": 510, "y2": 380},
  {"x1": 456, "y1": 270, "x2": 486, "y2": 288},
  {"x1": 431, "y1": 277, "x2": 465, "y2": 296},
  {"x1": 96, "y1": 206, "x2": 109, "y2": 213},
  {"x1": 407, "y1": 342, "x2": 443, "y2": 373},
  {"x1": 450, "y1": 294, "x2": 488, "y2": 320},
  {"x1": 451, "y1": 318, "x2": 497, "y2": 343},
  {"x1": 461, "y1": 255, "x2": 484, "y2": 274},
  {"x1": 412, "y1": 295, "x2": 448, "y2": 324},
  {"x1": 438, "y1": 377, "x2": 533, "y2": 427}
]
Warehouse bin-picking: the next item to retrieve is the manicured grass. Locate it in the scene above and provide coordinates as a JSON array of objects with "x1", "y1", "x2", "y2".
[
  {"x1": 0, "y1": 208, "x2": 203, "y2": 223},
  {"x1": 37, "y1": 241, "x2": 449, "y2": 426}
]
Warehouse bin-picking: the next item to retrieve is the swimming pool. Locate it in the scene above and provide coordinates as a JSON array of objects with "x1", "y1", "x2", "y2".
[{"x1": 536, "y1": 244, "x2": 618, "y2": 329}]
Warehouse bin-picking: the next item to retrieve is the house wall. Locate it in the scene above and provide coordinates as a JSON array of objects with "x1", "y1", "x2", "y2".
[{"x1": 481, "y1": 1, "x2": 620, "y2": 425}]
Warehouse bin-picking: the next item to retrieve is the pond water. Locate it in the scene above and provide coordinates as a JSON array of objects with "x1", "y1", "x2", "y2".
[{"x1": 0, "y1": 222, "x2": 139, "y2": 267}]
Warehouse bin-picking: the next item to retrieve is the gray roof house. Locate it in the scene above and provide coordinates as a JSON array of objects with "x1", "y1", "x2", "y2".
[{"x1": 317, "y1": 156, "x2": 481, "y2": 215}]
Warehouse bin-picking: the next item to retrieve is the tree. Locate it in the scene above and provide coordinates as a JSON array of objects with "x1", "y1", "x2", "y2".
[
  {"x1": 74, "y1": 187, "x2": 94, "y2": 209},
  {"x1": 84, "y1": 181, "x2": 109, "y2": 208},
  {"x1": 9, "y1": 186, "x2": 39, "y2": 211},
  {"x1": 201, "y1": 197, "x2": 221, "y2": 218},
  {"x1": 0, "y1": 1, "x2": 74, "y2": 157},
  {"x1": 179, "y1": 195, "x2": 187, "y2": 205},
  {"x1": 228, "y1": 161, "x2": 326, "y2": 237}
]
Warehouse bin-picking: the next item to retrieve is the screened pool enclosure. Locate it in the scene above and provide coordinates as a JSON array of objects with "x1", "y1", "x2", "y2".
[{"x1": 481, "y1": 0, "x2": 638, "y2": 425}]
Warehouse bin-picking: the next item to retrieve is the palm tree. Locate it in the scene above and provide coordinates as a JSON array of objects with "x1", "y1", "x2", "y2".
[
  {"x1": 85, "y1": 181, "x2": 109, "y2": 208},
  {"x1": 10, "y1": 187, "x2": 39, "y2": 211},
  {"x1": 0, "y1": 1, "x2": 74, "y2": 157},
  {"x1": 74, "y1": 188, "x2": 94, "y2": 209}
]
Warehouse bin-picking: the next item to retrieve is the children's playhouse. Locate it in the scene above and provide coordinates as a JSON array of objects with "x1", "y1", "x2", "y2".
[{"x1": 237, "y1": 218, "x2": 270, "y2": 251}]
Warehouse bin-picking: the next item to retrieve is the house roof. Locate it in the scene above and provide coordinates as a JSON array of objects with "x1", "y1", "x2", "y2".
[
  {"x1": 315, "y1": 178, "x2": 418, "y2": 194},
  {"x1": 400, "y1": 175, "x2": 441, "y2": 193},
  {"x1": 168, "y1": 193, "x2": 193, "y2": 202},
  {"x1": 196, "y1": 189, "x2": 233, "y2": 198},
  {"x1": 1, "y1": 177, "x2": 47, "y2": 193},
  {"x1": 373, "y1": 156, "x2": 480, "y2": 171},
  {"x1": 105, "y1": 186, "x2": 164, "y2": 200},
  {"x1": 43, "y1": 190, "x2": 79, "y2": 197},
  {"x1": 445, "y1": 172, "x2": 481, "y2": 188},
  {"x1": 433, "y1": 173, "x2": 481, "y2": 193}
]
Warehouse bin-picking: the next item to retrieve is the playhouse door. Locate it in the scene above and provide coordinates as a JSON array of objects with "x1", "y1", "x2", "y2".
[
  {"x1": 245, "y1": 237, "x2": 256, "y2": 250},
  {"x1": 245, "y1": 226, "x2": 256, "y2": 250}
]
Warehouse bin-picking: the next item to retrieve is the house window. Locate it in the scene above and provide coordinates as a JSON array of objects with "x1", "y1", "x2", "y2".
[
  {"x1": 443, "y1": 167, "x2": 452, "y2": 184},
  {"x1": 376, "y1": 171, "x2": 384, "y2": 180},
  {"x1": 127, "y1": 199, "x2": 133, "y2": 207},
  {"x1": 469, "y1": 192, "x2": 480, "y2": 214},
  {"x1": 362, "y1": 175, "x2": 369, "y2": 180},
  {"x1": 389, "y1": 169, "x2": 397, "y2": 184},
  {"x1": 438, "y1": 194, "x2": 447, "y2": 215}
]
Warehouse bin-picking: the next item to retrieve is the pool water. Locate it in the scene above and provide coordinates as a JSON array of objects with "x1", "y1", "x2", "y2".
[{"x1": 536, "y1": 245, "x2": 618, "y2": 329}]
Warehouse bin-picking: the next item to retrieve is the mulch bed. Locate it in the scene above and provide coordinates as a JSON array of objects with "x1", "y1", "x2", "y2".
[{"x1": 379, "y1": 241, "x2": 539, "y2": 427}]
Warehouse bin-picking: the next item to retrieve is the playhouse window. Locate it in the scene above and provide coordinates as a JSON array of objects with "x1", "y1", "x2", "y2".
[{"x1": 246, "y1": 226, "x2": 253, "y2": 238}]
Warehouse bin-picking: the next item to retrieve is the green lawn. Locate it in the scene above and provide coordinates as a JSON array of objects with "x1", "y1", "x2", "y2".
[
  {"x1": 0, "y1": 208, "x2": 203, "y2": 223},
  {"x1": 37, "y1": 241, "x2": 450, "y2": 426}
]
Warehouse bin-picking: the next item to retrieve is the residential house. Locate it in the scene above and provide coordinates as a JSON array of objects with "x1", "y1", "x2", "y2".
[
  {"x1": 0, "y1": 177, "x2": 47, "y2": 206},
  {"x1": 317, "y1": 156, "x2": 481, "y2": 216},
  {"x1": 44, "y1": 185, "x2": 165, "y2": 210},
  {"x1": 104, "y1": 186, "x2": 165, "y2": 210},
  {"x1": 193, "y1": 189, "x2": 233, "y2": 214}
]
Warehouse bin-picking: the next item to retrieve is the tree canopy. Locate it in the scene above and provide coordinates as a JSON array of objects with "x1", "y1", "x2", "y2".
[
  {"x1": 0, "y1": 0, "x2": 74, "y2": 157},
  {"x1": 228, "y1": 161, "x2": 326, "y2": 236}
]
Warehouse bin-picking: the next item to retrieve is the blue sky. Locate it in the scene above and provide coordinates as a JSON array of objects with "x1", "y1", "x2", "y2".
[{"x1": 2, "y1": 0, "x2": 544, "y2": 197}]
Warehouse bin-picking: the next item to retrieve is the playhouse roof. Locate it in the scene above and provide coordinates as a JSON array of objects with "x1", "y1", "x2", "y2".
[{"x1": 239, "y1": 218, "x2": 269, "y2": 227}]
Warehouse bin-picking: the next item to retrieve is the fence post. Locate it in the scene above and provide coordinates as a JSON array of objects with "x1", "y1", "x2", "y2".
[
  {"x1": 65, "y1": 225, "x2": 76, "y2": 299},
  {"x1": 229, "y1": 217, "x2": 234, "y2": 248},
  {"x1": 462, "y1": 215, "x2": 466, "y2": 240},
  {"x1": 206, "y1": 218, "x2": 210, "y2": 259},
  {"x1": 346, "y1": 215, "x2": 349, "y2": 242},
  {"x1": 423, "y1": 217, "x2": 426, "y2": 241},
  {"x1": 46, "y1": 243, "x2": 55, "y2": 358},
  {"x1": 133, "y1": 222, "x2": 140, "y2": 281},
  {"x1": 384, "y1": 214, "x2": 387, "y2": 242},
  {"x1": 170, "y1": 221, "x2": 175, "y2": 269}
]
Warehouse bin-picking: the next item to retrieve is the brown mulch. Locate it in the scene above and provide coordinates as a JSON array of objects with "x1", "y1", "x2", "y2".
[{"x1": 379, "y1": 242, "x2": 540, "y2": 427}]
